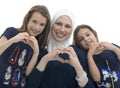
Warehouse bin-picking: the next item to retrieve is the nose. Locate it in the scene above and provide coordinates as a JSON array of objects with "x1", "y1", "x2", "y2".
[
  {"x1": 35, "y1": 24, "x2": 40, "y2": 30},
  {"x1": 60, "y1": 25, "x2": 66, "y2": 32},
  {"x1": 84, "y1": 37, "x2": 89, "y2": 41}
]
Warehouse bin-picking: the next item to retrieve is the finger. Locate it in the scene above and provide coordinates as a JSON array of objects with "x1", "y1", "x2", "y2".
[
  {"x1": 64, "y1": 60, "x2": 70, "y2": 64},
  {"x1": 56, "y1": 57, "x2": 65, "y2": 63}
]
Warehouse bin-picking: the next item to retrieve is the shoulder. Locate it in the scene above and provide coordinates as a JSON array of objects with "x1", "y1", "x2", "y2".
[
  {"x1": 70, "y1": 45, "x2": 85, "y2": 54},
  {"x1": 4, "y1": 27, "x2": 19, "y2": 33},
  {"x1": 70, "y1": 45, "x2": 86, "y2": 59},
  {"x1": 1, "y1": 27, "x2": 19, "y2": 39},
  {"x1": 112, "y1": 43, "x2": 120, "y2": 48},
  {"x1": 38, "y1": 49, "x2": 48, "y2": 58}
]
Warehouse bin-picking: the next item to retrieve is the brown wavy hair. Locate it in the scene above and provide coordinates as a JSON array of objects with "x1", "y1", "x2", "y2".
[{"x1": 18, "y1": 5, "x2": 51, "y2": 50}]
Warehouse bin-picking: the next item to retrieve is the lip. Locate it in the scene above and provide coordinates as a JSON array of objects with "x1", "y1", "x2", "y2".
[
  {"x1": 56, "y1": 32, "x2": 65, "y2": 38},
  {"x1": 31, "y1": 29, "x2": 39, "y2": 35},
  {"x1": 86, "y1": 41, "x2": 93, "y2": 47}
]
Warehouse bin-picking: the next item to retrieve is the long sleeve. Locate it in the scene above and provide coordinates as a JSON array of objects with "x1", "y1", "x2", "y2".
[
  {"x1": 26, "y1": 68, "x2": 44, "y2": 88},
  {"x1": 71, "y1": 45, "x2": 97, "y2": 88}
]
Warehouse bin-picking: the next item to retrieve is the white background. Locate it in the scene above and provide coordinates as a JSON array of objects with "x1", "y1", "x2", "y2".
[{"x1": 0, "y1": 0, "x2": 120, "y2": 45}]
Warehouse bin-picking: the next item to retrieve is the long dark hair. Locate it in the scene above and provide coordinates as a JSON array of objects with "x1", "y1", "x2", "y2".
[{"x1": 73, "y1": 24, "x2": 99, "y2": 49}]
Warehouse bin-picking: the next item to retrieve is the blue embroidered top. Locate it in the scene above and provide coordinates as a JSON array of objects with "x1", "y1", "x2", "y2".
[
  {"x1": 93, "y1": 49, "x2": 120, "y2": 88},
  {"x1": 0, "y1": 27, "x2": 33, "y2": 88}
]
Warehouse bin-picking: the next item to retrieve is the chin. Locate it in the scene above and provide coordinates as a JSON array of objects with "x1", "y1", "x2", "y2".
[
  {"x1": 57, "y1": 39, "x2": 64, "y2": 42},
  {"x1": 30, "y1": 33, "x2": 36, "y2": 36}
]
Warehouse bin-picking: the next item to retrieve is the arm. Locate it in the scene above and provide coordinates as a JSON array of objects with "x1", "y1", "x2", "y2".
[
  {"x1": 25, "y1": 36, "x2": 39, "y2": 76},
  {"x1": 87, "y1": 44, "x2": 101, "y2": 82},
  {"x1": 0, "y1": 32, "x2": 30, "y2": 54},
  {"x1": 26, "y1": 68, "x2": 44, "y2": 88},
  {"x1": 0, "y1": 36, "x2": 14, "y2": 54},
  {"x1": 112, "y1": 45, "x2": 120, "y2": 60},
  {"x1": 26, "y1": 54, "x2": 52, "y2": 88},
  {"x1": 36, "y1": 45, "x2": 65, "y2": 71},
  {"x1": 25, "y1": 53, "x2": 39, "y2": 76},
  {"x1": 64, "y1": 46, "x2": 88, "y2": 87},
  {"x1": 87, "y1": 53, "x2": 101, "y2": 82},
  {"x1": 27, "y1": 45, "x2": 65, "y2": 88},
  {"x1": 74, "y1": 63, "x2": 88, "y2": 87},
  {"x1": 100, "y1": 42, "x2": 120, "y2": 60}
]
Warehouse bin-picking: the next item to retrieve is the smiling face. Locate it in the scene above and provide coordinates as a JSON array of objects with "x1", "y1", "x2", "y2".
[
  {"x1": 27, "y1": 12, "x2": 47, "y2": 36},
  {"x1": 77, "y1": 28, "x2": 98, "y2": 50},
  {"x1": 51, "y1": 15, "x2": 72, "y2": 42}
]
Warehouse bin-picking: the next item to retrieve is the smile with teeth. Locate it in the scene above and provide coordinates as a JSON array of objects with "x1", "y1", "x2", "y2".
[{"x1": 56, "y1": 32, "x2": 65, "y2": 38}]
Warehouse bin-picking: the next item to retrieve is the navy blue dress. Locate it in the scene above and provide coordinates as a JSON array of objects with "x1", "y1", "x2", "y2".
[
  {"x1": 93, "y1": 50, "x2": 120, "y2": 88},
  {"x1": 26, "y1": 45, "x2": 97, "y2": 88},
  {"x1": 0, "y1": 27, "x2": 33, "y2": 88}
]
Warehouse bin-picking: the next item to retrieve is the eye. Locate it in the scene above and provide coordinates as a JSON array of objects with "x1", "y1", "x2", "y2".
[
  {"x1": 55, "y1": 22, "x2": 62, "y2": 26},
  {"x1": 86, "y1": 33, "x2": 90, "y2": 37},
  {"x1": 32, "y1": 20, "x2": 37, "y2": 24},
  {"x1": 65, "y1": 24, "x2": 72, "y2": 29},
  {"x1": 78, "y1": 37, "x2": 83, "y2": 43},
  {"x1": 40, "y1": 23, "x2": 46, "y2": 28}
]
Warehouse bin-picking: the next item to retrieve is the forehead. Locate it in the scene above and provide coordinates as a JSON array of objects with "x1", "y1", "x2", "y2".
[
  {"x1": 30, "y1": 12, "x2": 47, "y2": 22},
  {"x1": 56, "y1": 15, "x2": 72, "y2": 24},
  {"x1": 77, "y1": 28, "x2": 92, "y2": 37},
  {"x1": 31, "y1": 12, "x2": 45, "y2": 19},
  {"x1": 31, "y1": 12, "x2": 40, "y2": 16}
]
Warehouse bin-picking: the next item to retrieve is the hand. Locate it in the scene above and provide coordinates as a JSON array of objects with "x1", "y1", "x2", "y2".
[
  {"x1": 99, "y1": 41, "x2": 114, "y2": 50},
  {"x1": 42, "y1": 45, "x2": 65, "y2": 63},
  {"x1": 12, "y1": 32, "x2": 29, "y2": 43},
  {"x1": 24, "y1": 36, "x2": 39, "y2": 54},
  {"x1": 61, "y1": 46, "x2": 81, "y2": 68},
  {"x1": 88, "y1": 43, "x2": 99, "y2": 55}
]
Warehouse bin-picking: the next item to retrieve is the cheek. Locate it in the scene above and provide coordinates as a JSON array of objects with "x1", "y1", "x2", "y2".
[
  {"x1": 66, "y1": 29, "x2": 72, "y2": 36},
  {"x1": 79, "y1": 42, "x2": 84, "y2": 47},
  {"x1": 52, "y1": 25, "x2": 58, "y2": 31},
  {"x1": 51, "y1": 26, "x2": 56, "y2": 33},
  {"x1": 27, "y1": 23, "x2": 29, "y2": 29},
  {"x1": 27, "y1": 23, "x2": 33, "y2": 31},
  {"x1": 40, "y1": 28, "x2": 44, "y2": 33},
  {"x1": 27, "y1": 21, "x2": 32, "y2": 27},
  {"x1": 79, "y1": 42, "x2": 88, "y2": 49}
]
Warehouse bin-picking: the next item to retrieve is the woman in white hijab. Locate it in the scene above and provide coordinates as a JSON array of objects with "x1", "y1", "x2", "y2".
[
  {"x1": 27, "y1": 9, "x2": 92, "y2": 88},
  {"x1": 47, "y1": 9, "x2": 75, "y2": 52}
]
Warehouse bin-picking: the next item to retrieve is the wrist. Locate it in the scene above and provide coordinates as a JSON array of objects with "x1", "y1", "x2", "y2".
[
  {"x1": 36, "y1": 58, "x2": 47, "y2": 71},
  {"x1": 75, "y1": 71, "x2": 87, "y2": 82}
]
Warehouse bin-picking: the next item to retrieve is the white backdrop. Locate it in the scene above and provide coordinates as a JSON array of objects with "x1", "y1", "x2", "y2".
[{"x1": 0, "y1": 0, "x2": 120, "y2": 45}]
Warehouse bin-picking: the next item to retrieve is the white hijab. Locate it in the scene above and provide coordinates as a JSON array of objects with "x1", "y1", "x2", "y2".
[{"x1": 47, "y1": 9, "x2": 75, "y2": 52}]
